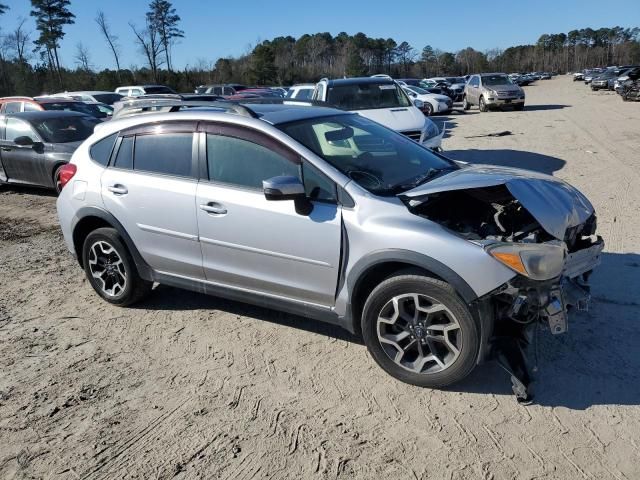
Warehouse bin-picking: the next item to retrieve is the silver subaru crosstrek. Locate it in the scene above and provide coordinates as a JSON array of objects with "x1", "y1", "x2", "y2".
[{"x1": 56, "y1": 103, "x2": 603, "y2": 399}]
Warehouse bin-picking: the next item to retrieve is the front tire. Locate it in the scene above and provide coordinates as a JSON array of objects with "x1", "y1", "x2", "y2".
[
  {"x1": 462, "y1": 96, "x2": 470, "y2": 110},
  {"x1": 82, "y1": 227, "x2": 152, "y2": 306},
  {"x1": 361, "y1": 275, "x2": 479, "y2": 388},
  {"x1": 479, "y1": 96, "x2": 487, "y2": 112},
  {"x1": 424, "y1": 103, "x2": 434, "y2": 116}
]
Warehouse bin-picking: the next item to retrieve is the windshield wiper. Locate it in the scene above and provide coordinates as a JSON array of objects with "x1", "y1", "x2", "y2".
[{"x1": 392, "y1": 167, "x2": 452, "y2": 193}]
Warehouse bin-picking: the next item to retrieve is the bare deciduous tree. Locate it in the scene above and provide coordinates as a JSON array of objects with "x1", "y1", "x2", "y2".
[
  {"x1": 95, "y1": 11, "x2": 121, "y2": 78},
  {"x1": 5, "y1": 18, "x2": 32, "y2": 64},
  {"x1": 130, "y1": 20, "x2": 164, "y2": 82},
  {"x1": 74, "y1": 42, "x2": 91, "y2": 71}
]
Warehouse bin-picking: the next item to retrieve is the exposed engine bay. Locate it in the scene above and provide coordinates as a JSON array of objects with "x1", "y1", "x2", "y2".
[
  {"x1": 405, "y1": 184, "x2": 604, "y2": 402},
  {"x1": 409, "y1": 184, "x2": 599, "y2": 251}
]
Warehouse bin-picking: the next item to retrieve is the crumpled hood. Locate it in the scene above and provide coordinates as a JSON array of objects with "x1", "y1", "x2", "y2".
[
  {"x1": 400, "y1": 164, "x2": 595, "y2": 240},
  {"x1": 356, "y1": 106, "x2": 425, "y2": 132}
]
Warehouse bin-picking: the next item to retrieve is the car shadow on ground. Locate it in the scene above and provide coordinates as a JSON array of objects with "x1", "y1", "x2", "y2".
[
  {"x1": 0, "y1": 184, "x2": 57, "y2": 197},
  {"x1": 524, "y1": 104, "x2": 569, "y2": 111},
  {"x1": 446, "y1": 252, "x2": 640, "y2": 409},
  {"x1": 444, "y1": 148, "x2": 566, "y2": 175},
  {"x1": 136, "y1": 285, "x2": 363, "y2": 344},
  {"x1": 431, "y1": 113, "x2": 464, "y2": 139}
]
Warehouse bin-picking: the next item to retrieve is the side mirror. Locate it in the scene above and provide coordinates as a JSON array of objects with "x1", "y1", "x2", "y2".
[
  {"x1": 14, "y1": 136, "x2": 34, "y2": 146},
  {"x1": 263, "y1": 175, "x2": 313, "y2": 215}
]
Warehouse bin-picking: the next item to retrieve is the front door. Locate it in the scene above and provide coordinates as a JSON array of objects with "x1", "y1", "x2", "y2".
[
  {"x1": 100, "y1": 124, "x2": 204, "y2": 279},
  {"x1": 0, "y1": 117, "x2": 46, "y2": 185},
  {"x1": 195, "y1": 125, "x2": 342, "y2": 306}
]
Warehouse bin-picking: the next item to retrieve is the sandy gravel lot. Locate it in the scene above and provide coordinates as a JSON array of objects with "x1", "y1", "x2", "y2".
[{"x1": 1, "y1": 77, "x2": 639, "y2": 480}]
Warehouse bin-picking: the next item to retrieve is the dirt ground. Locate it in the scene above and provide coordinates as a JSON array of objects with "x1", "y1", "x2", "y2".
[{"x1": 1, "y1": 77, "x2": 639, "y2": 480}]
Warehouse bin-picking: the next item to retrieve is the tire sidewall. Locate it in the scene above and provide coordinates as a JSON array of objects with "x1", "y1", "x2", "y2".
[
  {"x1": 425, "y1": 103, "x2": 433, "y2": 116},
  {"x1": 361, "y1": 276, "x2": 479, "y2": 388},
  {"x1": 82, "y1": 228, "x2": 138, "y2": 306}
]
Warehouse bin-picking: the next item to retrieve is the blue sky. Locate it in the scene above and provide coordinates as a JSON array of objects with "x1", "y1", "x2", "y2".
[{"x1": 2, "y1": 0, "x2": 639, "y2": 70}]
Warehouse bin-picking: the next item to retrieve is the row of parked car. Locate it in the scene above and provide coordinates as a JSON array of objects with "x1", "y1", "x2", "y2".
[
  {"x1": 0, "y1": 70, "x2": 537, "y2": 193},
  {"x1": 573, "y1": 65, "x2": 640, "y2": 101}
]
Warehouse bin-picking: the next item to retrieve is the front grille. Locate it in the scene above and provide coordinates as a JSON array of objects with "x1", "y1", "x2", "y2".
[
  {"x1": 496, "y1": 91, "x2": 517, "y2": 98},
  {"x1": 401, "y1": 130, "x2": 422, "y2": 141}
]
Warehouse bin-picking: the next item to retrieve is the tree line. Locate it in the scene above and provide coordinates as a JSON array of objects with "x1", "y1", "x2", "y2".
[{"x1": 0, "y1": 1, "x2": 639, "y2": 96}]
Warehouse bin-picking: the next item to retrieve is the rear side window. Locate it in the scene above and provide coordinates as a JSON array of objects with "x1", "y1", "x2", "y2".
[
  {"x1": 90, "y1": 133, "x2": 117, "y2": 166},
  {"x1": 206, "y1": 134, "x2": 298, "y2": 189},
  {"x1": 133, "y1": 133, "x2": 193, "y2": 177},
  {"x1": 23, "y1": 102, "x2": 40, "y2": 112},
  {"x1": 113, "y1": 136, "x2": 133, "y2": 169}
]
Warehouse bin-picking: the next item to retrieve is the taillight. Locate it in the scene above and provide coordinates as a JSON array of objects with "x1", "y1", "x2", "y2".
[{"x1": 58, "y1": 164, "x2": 77, "y2": 190}]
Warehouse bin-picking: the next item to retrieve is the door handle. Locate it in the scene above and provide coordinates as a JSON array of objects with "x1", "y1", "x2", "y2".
[
  {"x1": 199, "y1": 202, "x2": 227, "y2": 215},
  {"x1": 107, "y1": 184, "x2": 128, "y2": 195}
]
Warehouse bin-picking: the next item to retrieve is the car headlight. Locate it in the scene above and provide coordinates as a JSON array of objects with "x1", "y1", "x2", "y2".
[
  {"x1": 422, "y1": 120, "x2": 439, "y2": 140},
  {"x1": 414, "y1": 99, "x2": 424, "y2": 109},
  {"x1": 486, "y1": 242, "x2": 566, "y2": 280}
]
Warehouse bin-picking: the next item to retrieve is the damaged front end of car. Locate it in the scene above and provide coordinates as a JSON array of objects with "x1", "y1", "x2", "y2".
[{"x1": 401, "y1": 165, "x2": 604, "y2": 402}]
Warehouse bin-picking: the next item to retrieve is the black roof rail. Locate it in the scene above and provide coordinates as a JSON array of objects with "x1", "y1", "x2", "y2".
[
  {"x1": 112, "y1": 98, "x2": 261, "y2": 119},
  {"x1": 231, "y1": 97, "x2": 332, "y2": 108}
]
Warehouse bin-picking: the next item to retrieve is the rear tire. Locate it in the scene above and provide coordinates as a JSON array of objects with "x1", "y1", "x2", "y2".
[
  {"x1": 53, "y1": 164, "x2": 65, "y2": 194},
  {"x1": 82, "y1": 227, "x2": 152, "y2": 306},
  {"x1": 361, "y1": 275, "x2": 479, "y2": 388}
]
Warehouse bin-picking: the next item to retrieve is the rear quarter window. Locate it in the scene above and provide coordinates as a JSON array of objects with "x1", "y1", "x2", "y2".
[{"x1": 90, "y1": 133, "x2": 118, "y2": 166}]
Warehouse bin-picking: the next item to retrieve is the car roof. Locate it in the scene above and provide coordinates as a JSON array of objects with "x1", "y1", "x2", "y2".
[
  {"x1": 56, "y1": 91, "x2": 120, "y2": 95},
  {"x1": 242, "y1": 103, "x2": 349, "y2": 125},
  {"x1": 2, "y1": 111, "x2": 90, "y2": 120},
  {"x1": 479, "y1": 72, "x2": 508, "y2": 76},
  {"x1": 324, "y1": 77, "x2": 395, "y2": 87},
  {"x1": 33, "y1": 97, "x2": 83, "y2": 104}
]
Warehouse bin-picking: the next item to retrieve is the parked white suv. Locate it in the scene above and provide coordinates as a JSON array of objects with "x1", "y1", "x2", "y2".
[
  {"x1": 313, "y1": 77, "x2": 443, "y2": 150},
  {"x1": 285, "y1": 84, "x2": 315, "y2": 100}
]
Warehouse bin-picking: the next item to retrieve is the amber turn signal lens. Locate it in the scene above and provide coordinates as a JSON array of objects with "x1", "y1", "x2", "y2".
[{"x1": 491, "y1": 252, "x2": 527, "y2": 275}]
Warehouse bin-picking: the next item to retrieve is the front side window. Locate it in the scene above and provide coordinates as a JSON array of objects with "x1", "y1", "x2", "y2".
[
  {"x1": 5, "y1": 118, "x2": 38, "y2": 142},
  {"x1": 32, "y1": 116, "x2": 99, "y2": 143},
  {"x1": 279, "y1": 114, "x2": 456, "y2": 196},
  {"x1": 133, "y1": 133, "x2": 193, "y2": 177},
  {"x1": 326, "y1": 82, "x2": 411, "y2": 110},
  {"x1": 4, "y1": 102, "x2": 23, "y2": 113},
  {"x1": 206, "y1": 134, "x2": 299, "y2": 189}
]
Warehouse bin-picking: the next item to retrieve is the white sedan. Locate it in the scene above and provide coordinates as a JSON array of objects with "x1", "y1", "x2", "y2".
[{"x1": 402, "y1": 86, "x2": 453, "y2": 116}]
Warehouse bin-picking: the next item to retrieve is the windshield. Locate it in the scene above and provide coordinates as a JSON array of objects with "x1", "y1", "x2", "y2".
[
  {"x1": 93, "y1": 93, "x2": 123, "y2": 105},
  {"x1": 144, "y1": 86, "x2": 176, "y2": 94},
  {"x1": 446, "y1": 77, "x2": 465, "y2": 84},
  {"x1": 326, "y1": 82, "x2": 411, "y2": 110},
  {"x1": 279, "y1": 114, "x2": 456, "y2": 195},
  {"x1": 482, "y1": 75, "x2": 512, "y2": 86},
  {"x1": 408, "y1": 86, "x2": 429, "y2": 95},
  {"x1": 32, "y1": 116, "x2": 99, "y2": 143}
]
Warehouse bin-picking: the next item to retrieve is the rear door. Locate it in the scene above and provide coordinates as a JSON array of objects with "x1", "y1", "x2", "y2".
[
  {"x1": 100, "y1": 121, "x2": 204, "y2": 279},
  {"x1": 195, "y1": 123, "x2": 342, "y2": 306},
  {"x1": 0, "y1": 117, "x2": 46, "y2": 185}
]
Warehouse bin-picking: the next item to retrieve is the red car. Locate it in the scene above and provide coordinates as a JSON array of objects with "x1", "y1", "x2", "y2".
[{"x1": 0, "y1": 96, "x2": 107, "y2": 119}]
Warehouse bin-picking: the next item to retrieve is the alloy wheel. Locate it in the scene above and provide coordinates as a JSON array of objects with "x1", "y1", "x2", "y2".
[
  {"x1": 377, "y1": 293, "x2": 461, "y2": 374},
  {"x1": 88, "y1": 241, "x2": 127, "y2": 297}
]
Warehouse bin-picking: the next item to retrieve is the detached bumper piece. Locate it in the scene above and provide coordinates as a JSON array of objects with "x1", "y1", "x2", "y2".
[{"x1": 488, "y1": 236, "x2": 604, "y2": 403}]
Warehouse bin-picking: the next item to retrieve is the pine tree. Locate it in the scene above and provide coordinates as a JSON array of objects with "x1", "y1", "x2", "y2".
[
  {"x1": 30, "y1": 0, "x2": 75, "y2": 85},
  {"x1": 147, "y1": 0, "x2": 184, "y2": 72}
]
